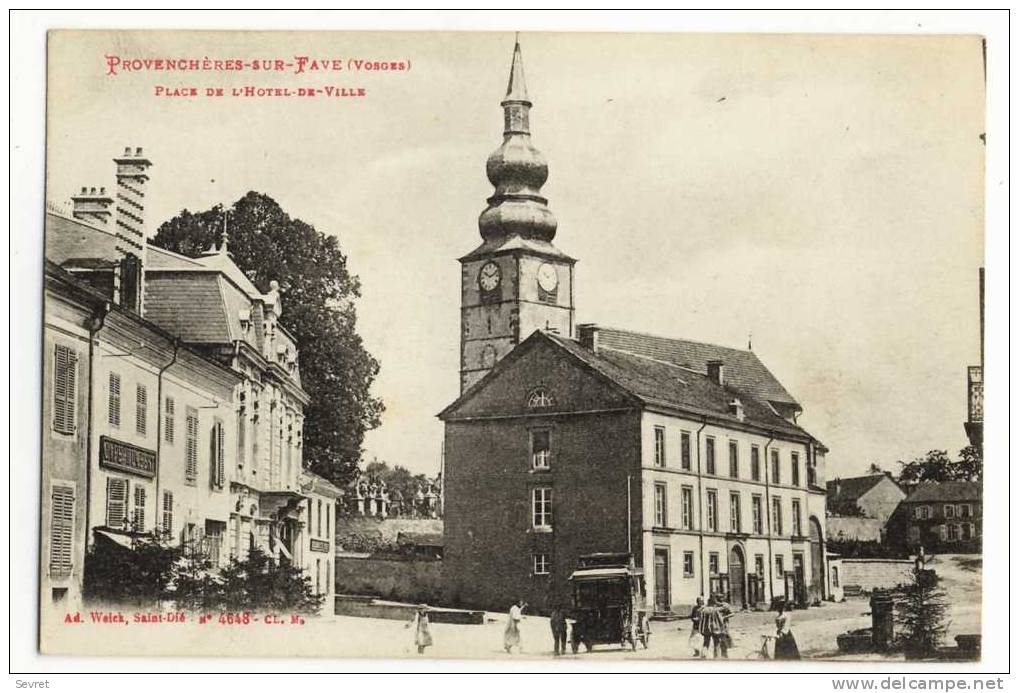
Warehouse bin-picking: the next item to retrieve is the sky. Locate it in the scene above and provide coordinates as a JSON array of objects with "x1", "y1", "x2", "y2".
[{"x1": 46, "y1": 30, "x2": 985, "y2": 479}]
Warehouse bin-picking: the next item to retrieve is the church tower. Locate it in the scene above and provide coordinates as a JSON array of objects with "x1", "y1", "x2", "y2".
[{"x1": 459, "y1": 39, "x2": 576, "y2": 393}]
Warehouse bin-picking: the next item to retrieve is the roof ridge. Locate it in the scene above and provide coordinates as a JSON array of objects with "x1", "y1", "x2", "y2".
[
  {"x1": 597, "y1": 325, "x2": 754, "y2": 356},
  {"x1": 147, "y1": 243, "x2": 206, "y2": 266},
  {"x1": 597, "y1": 345, "x2": 694, "y2": 381}
]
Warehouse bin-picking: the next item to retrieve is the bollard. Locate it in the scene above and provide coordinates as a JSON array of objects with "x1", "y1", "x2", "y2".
[{"x1": 869, "y1": 590, "x2": 895, "y2": 652}]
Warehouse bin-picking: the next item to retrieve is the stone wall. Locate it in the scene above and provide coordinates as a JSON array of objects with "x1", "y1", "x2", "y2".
[
  {"x1": 839, "y1": 558, "x2": 913, "y2": 592},
  {"x1": 827, "y1": 516, "x2": 885, "y2": 543},
  {"x1": 334, "y1": 554, "x2": 444, "y2": 604},
  {"x1": 335, "y1": 517, "x2": 443, "y2": 545}
]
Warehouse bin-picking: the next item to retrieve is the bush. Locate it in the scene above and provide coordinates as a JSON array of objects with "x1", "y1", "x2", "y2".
[
  {"x1": 215, "y1": 549, "x2": 324, "y2": 615},
  {"x1": 83, "y1": 533, "x2": 179, "y2": 606}
]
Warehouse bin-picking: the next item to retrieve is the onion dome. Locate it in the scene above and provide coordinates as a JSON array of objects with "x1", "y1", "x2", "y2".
[{"x1": 478, "y1": 39, "x2": 558, "y2": 242}]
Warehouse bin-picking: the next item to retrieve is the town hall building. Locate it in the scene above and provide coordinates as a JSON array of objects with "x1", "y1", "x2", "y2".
[{"x1": 440, "y1": 41, "x2": 832, "y2": 615}]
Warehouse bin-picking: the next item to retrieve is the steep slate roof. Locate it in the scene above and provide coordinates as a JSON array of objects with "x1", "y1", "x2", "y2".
[
  {"x1": 143, "y1": 273, "x2": 234, "y2": 343},
  {"x1": 460, "y1": 235, "x2": 576, "y2": 262},
  {"x1": 46, "y1": 212, "x2": 124, "y2": 264},
  {"x1": 546, "y1": 332, "x2": 809, "y2": 438},
  {"x1": 826, "y1": 474, "x2": 894, "y2": 505},
  {"x1": 904, "y1": 481, "x2": 982, "y2": 504},
  {"x1": 595, "y1": 327, "x2": 799, "y2": 407}
]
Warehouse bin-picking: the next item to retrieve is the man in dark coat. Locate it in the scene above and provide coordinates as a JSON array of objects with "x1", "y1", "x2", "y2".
[{"x1": 549, "y1": 604, "x2": 569, "y2": 656}]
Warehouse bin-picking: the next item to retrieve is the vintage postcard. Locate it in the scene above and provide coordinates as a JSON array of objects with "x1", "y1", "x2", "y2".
[{"x1": 37, "y1": 27, "x2": 986, "y2": 664}]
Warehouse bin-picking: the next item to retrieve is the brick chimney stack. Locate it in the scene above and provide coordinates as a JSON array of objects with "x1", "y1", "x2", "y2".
[
  {"x1": 577, "y1": 324, "x2": 600, "y2": 352},
  {"x1": 70, "y1": 186, "x2": 114, "y2": 228},
  {"x1": 113, "y1": 146, "x2": 152, "y2": 255}
]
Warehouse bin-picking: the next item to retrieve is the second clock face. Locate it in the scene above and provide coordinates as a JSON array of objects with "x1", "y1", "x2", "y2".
[
  {"x1": 478, "y1": 261, "x2": 501, "y2": 292},
  {"x1": 537, "y1": 262, "x2": 559, "y2": 292}
]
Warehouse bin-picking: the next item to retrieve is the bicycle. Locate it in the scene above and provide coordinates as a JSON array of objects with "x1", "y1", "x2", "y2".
[{"x1": 748, "y1": 634, "x2": 775, "y2": 660}]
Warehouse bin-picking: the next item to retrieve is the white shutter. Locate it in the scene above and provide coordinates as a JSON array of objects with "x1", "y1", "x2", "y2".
[
  {"x1": 106, "y1": 477, "x2": 128, "y2": 528},
  {"x1": 132, "y1": 485, "x2": 146, "y2": 530},
  {"x1": 49, "y1": 484, "x2": 75, "y2": 577},
  {"x1": 162, "y1": 491, "x2": 174, "y2": 536},
  {"x1": 136, "y1": 385, "x2": 148, "y2": 436},
  {"x1": 164, "y1": 397, "x2": 175, "y2": 444},
  {"x1": 185, "y1": 407, "x2": 199, "y2": 481},
  {"x1": 108, "y1": 372, "x2": 121, "y2": 427},
  {"x1": 52, "y1": 345, "x2": 78, "y2": 434}
]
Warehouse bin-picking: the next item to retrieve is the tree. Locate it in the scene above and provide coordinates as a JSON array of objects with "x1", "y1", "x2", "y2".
[
  {"x1": 152, "y1": 192, "x2": 383, "y2": 484},
  {"x1": 898, "y1": 448, "x2": 982, "y2": 485},
  {"x1": 894, "y1": 561, "x2": 949, "y2": 659},
  {"x1": 83, "y1": 534, "x2": 180, "y2": 606},
  {"x1": 217, "y1": 549, "x2": 323, "y2": 614}
]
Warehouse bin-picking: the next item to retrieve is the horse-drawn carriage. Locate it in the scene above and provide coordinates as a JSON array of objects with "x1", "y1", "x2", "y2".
[{"x1": 568, "y1": 553, "x2": 651, "y2": 652}]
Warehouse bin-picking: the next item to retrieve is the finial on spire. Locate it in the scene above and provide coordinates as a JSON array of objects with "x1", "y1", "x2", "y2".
[
  {"x1": 505, "y1": 34, "x2": 529, "y2": 102},
  {"x1": 219, "y1": 209, "x2": 229, "y2": 256},
  {"x1": 748, "y1": 332, "x2": 753, "y2": 351}
]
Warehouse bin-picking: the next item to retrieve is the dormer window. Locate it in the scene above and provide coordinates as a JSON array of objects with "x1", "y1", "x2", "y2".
[
  {"x1": 527, "y1": 388, "x2": 555, "y2": 409},
  {"x1": 238, "y1": 309, "x2": 251, "y2": 333},
  {"x1": 729, "y1": 398, "x2": 745, "y2": 422}
]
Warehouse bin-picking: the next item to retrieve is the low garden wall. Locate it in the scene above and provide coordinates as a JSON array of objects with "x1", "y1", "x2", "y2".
[
  {"x1": 839, "y1": 558, "x2": 914, "y2": 592},
  {"x1": 334, "y1": 554, "x2": 444, "y2": 605}
]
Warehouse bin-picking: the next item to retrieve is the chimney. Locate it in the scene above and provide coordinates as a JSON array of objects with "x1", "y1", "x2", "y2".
[
  {"x1": 707, "y1": 359, "x2": 724, "y2": 386},
  {"x1": 577, "y1": 324, "x2": 599, "y2": 352},
  {"x1": 113, "y1": 146, "x2": 153, "y2": 255},
  {"x1": 70, "y1": 185, "x2": 114, "y2": 228}
]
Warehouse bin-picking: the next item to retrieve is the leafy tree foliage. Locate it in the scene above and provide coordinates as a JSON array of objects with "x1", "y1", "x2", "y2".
[
  {"x1": 152, "y1": 192, "x2": 383, "y2": 484},
  {"x1": 215, "y1": 549, "x2": 323, "y2": 615},
  {"x1": 83, "y1": 534, "x2": 180, "y2": 606},
  {"x1": 894, "y1": 563, "x2": 949, "y2": 659},
  {"x1": 898, "y1": 448, "x2": 983, "y2": 485}
]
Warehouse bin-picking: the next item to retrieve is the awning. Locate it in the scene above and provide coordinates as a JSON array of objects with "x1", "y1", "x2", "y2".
[{"x1": 93, "y1": 528, "x2": 153, "y2": 550}]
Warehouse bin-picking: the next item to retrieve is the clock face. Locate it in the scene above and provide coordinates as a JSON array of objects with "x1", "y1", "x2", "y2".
[
  {"x1": 537, "y1": 263, "x2": 558, "y2": 293},
  {"x1": 478, "y1": 262, "x2": 501, "y2": 292}
]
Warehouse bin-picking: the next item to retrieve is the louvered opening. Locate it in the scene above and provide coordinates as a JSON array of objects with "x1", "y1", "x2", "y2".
[
  {"x1": 52, "y1": 344, "x2": 78, "y2": 435},
  {"x1": 49, "y1": 484, "x2": 75, "y2": 578}
]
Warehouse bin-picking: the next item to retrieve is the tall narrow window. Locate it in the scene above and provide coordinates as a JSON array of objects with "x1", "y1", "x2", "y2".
[
  {"x1": 752, "y1": 494, "x2": 764, "y2": 534},
  {"x1": 532, "y1": 487, "x2": 553, "y2": 529},
  {"x1": 106, "y1": 477, "x2": 129, "y2": 529},
  {"x1": 654, "y1": 482, "x2": 667, "y2": 527},
  {"x1": 706, "y1": 489, "x2": 718, "y2": 532},
  {"x1": 755, "y1": 554, "x2": 765, "y2": 577},
  {"x1": 185, "y1": 406, "x2": 199, "y2": 482},
  {"x1": 791, "y1": 452, "x2": 800, "y2": 487},
  {"x1": 792, "y1": 499, "x2": 803, "y2": 536},
  {"x1": 49, "y1": 484, "x2": 75, "y2": 577},
  {"x1": 751, "y1": 446, "x2": 761, "y2": 481},
  {"x1": 728, "y1": 440, "x2": 739, "y2": 478},
  {"x1": 52, "y1": 344, "x2": 78, "y2": 434},
  {"x1": 771, "y1": 449, "x2": 781, "y2": 485},
  {"x1": 680, "y1": 431, "x2": 691, "y2": 470},
  {"x1": 705, "y1": 437, "x2": 716, "y2": 475},
  {"x1": 108, "y1": 372, "x2": 121, "y2": 427},
  {"x1": 209, "y1": 419, "x2": 225, "y2": 489},
  {"x1": 162, "y1": 491, "x2": 174, "y2": 536},
  {"x1": 683, "y1": 552, "x2": 695, "y2": 577},
  {"x1": 136, "y1": 384, "x2": 148, "y2": 436},
  {"x1": 236, "y1": 405, "x2": 246, "y2": 469},
  {"x1": 164, "y1": 397, "x2": 175, "y2": 444},
  {"x1": 132, "y1": 485, "x2": 146, "y2": 531},
  {"x1": 772, "y1": 497, "x2": 783, "y2": 535},
  {"x1": 775, "y1": 554, "x2": 785, "y2": 576},
  {"x1": 681, "y1": 486, "x2": 693, "y2": 529},
  {"x1": 317, "y1": 499, "x2": 323, "y2": 538},
  {"x1": 654, "y1": 426, "x2": 666, "y2": 467},
  {"x1": 729, "y1": 491, "x2": 742, "y2": 533},
  {"x1": 530, "y1": 429, "x2": 551, "y2": 470},
  {"x1": 709, "y1": 552, "x2": 720, "y2": 575}
]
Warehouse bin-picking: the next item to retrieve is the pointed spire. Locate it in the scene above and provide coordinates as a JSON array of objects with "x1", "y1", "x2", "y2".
[
  {"x1": 504, "y1": 34, "x2": 529, "y2": 102},
  {"x1": 479, "y1": 36, "x2": 558, "y2": 243},
  {"x1": 219, "y1": 209, "x2": 229, "y2": 256}
]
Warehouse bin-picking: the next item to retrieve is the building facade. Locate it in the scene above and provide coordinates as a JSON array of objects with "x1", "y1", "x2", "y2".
[
  {"x1": 44, "y1": 146, "x2": 327, "y2": 612},
  {"x1": 440, "y1": 42, "x2": 831, "y2": 615},
  {"x1": 300, "y1": 471, "x2": 343, "y2": 605},
  {"x1": 895, "y1": 481, "x2": 982, "y2": 554},
  {"x1": 826, "y1": 473, "x2": 906, "y2": 525}
]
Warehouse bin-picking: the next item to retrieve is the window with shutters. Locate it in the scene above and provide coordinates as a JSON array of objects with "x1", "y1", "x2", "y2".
[
  {"x1": 772, "y1": 497, "x2": 783, "y2": 535},
  {"x1": 792, "y1": 499, "x2": 803, "y2": 536},
  {"x1": 106, "y1": 477, "x2": 129, "y2": 529},
  {"x1": 164, "y1": 397, "x2": 175, "y2": 444},
  {"x1": 136, "y1": 385, "x2": 148, "y2": 436},
  {"x1": 108, "y1": 372, "x2": 121, "y2": 427},
  {"x1": 681, "y1": 486, "x2": 693, "y2": 529},
  {"x1": 654, "y1": 482, "x2": 667, "y2": 527},
  {"x1": 653, "y1": 426, "x2": 666, "y2": 467},
  {"x1": 705, "y1": 437, "x2": 716, "y2": 475},
  {"x1": 771, "y1": 449, "x2": 781, "y2": 484},
  {"x1": 728, "y1": 440, "x2": 739, "y2": 478},
  {"x1": 162, "y1": 491, "x2": 174, "y2": 536},
  {"x1": 751, "y1": 446, "x2": 761, "y2": 481},
  {"x1": 49, "y1": 484, "x2": 75, "y2": 578},
  {"x1": 132, "y1": 485, "x2": 146, "y2": 531},
  {"x1": 729, "y1": 491, "x2": 742, "y2": 533},
  {"x1": 680, "y1": 431, "x2": 692, "y2": 470},
  {"x1": 210, "y1": 419, "x2": 225, "y2": 490},
  {"x1": 791, "y1": 452, "x2": 801, "y2": 487},
  {"x1": 706, "y1": 489, "x2": 718, "y2": 532},
  {"x1": 185, "y1": 407, "x2": 199, "y2": 483},
  {"x1": 52, "y1": 344, "x2": 78, "y2": 435},
  {"x1": 752, "y1": 494, "x2": 764, "y2": 534}
]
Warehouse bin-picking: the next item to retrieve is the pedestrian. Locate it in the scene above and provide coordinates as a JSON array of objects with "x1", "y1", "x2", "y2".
[
  {"x1": 687, "y1": 596, "x2": 705, "y2": 657},
  {"x1": 404, "y1": 604, "x2": 433, "y2": 655},
  {"x1": 699, "y1": 593, "x2": 733, "y2": 659},
  {"x1": 504, "y1": 599, "x2": 527, "y2": 653},
  {"x1": 773, "y1": 600, "x2": 801, "y2": 660},
  {"x1": 549, "y1": 603, "x2": 568, "y2": 656}
]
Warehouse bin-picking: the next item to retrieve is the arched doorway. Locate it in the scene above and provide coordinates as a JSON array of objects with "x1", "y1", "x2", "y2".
[
  {"x1": 728, "y1": 545, "x2": 746, "y2": 608},
  {"x1": 809, "y1": 516, "x2": 825, "y2": 603}
]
